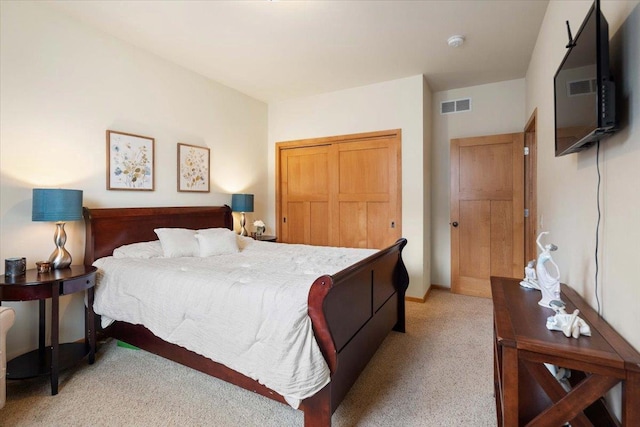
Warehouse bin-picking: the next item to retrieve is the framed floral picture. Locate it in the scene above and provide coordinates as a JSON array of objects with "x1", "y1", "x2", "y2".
[
  {"x1": 107, "y1": 130, "x2": 155, "y2": 191},
  {"x1": 177, "y1": 143, "x2": 210, "y2": 192}
]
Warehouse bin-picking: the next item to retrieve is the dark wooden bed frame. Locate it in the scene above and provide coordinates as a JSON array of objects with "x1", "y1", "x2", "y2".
[{"x1": 83, "y1": 205, "x2": 409, "y2": 426}]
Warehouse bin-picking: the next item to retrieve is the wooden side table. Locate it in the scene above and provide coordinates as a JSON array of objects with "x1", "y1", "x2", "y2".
[
  {"x1": 0, "y1": 265, "x2": 97, "y2": 395},
  {"x1": 492, "y1": 276, "x2": 640, "y2": 426}
]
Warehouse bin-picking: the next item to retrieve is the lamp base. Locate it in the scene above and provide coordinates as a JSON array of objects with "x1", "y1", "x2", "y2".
[
  {"x1": 239, "y1": 212, "x2": 248, "y2": 236},
  {"x1": 49, "y1": 248, "x2": 72, "y2": 269},
  {"x1": 49, "y1": 222, "x2": 72, "y2": 269}
]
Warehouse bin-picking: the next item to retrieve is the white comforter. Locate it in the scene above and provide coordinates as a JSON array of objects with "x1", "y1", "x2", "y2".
[{"x1": 93, "y1": 239, "x2": 376, "y2": 407}]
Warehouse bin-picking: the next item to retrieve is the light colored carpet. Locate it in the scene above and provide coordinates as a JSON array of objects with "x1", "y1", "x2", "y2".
[{"x1": 0, "y1": 289, "x2": 495, "y2": 426}]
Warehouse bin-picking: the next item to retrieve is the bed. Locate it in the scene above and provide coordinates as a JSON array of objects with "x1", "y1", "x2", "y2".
[{"x1": 83, "y1": 205, "x2": 409, "y2": 427}]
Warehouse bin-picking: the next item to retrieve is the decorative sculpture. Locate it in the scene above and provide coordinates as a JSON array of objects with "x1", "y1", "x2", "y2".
[
  {"x1": 519, "y1": 259, "x2": 540, "y2": 289},
  {"x1": 545, "y1": 302, "x2": 591, "y2": 339},
  {"x1": 535, "y1": 232, "x2": 562, "y2": 308}
]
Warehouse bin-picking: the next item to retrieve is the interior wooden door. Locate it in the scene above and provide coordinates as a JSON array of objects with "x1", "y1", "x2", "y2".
[
  {"x1": 277, "y1": 130, "x2": 401, "y2": 249},
  {"x1": 450, "y1": 133, "x2": 524, "y2": 298}
]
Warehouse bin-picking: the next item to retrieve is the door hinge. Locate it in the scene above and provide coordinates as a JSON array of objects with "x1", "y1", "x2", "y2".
[
  {"x1": 524, "y1": 209, "x2": 529, "y2": 218},
  {"x1": 524, "y1": 147, "x2": 530, "y2": 156}
]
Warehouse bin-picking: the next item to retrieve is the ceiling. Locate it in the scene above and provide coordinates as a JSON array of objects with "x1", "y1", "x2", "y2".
[{"x1": 49, "y1": 0, "x2": 549, "y2": 103}]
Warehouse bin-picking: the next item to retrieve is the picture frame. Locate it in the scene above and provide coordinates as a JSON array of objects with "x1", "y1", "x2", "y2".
[
  {"x1": 107, "y1": 130, "x2": 155, "y2": 191},
  {"x1": 177, "y1": 143, "x2": 210, "y2": 193}
]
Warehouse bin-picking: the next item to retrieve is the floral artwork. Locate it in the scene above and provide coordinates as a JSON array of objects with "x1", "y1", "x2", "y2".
[
  {"x1": 107, "y1": 130, "x2": 154, "y2": 190},
  {"x1": 178, "y1": 143, "x2": 210, "y2": 192}
]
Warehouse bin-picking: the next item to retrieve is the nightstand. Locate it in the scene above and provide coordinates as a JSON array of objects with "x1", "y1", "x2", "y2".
[
  {"x1": 255, "y1": 235, "x2": 277, "y2": 242},
  {"x1": 0, "y1": 265, "x2": 97, "y2": 395}
]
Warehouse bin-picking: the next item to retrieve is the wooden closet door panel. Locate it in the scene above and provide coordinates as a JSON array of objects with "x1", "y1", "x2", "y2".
[
  {"x1": 338, "y1": 144, "x2": 389, "y2": 195},
  {"x1": 336, "y1": 138, "x2": 400, "y2": 249},
  {"x1": 284, "y1": 202, "x2": 329, "y2": 245},
  {"x1": 337, "y1": 202, "x2": 394, "y2": 249},
  {"x1": 280, "y1": 145, "x2": 331, "y2": 245},
  {"x1": 286, "y1": 202, "x2": 307, "y2": 244},
  {"x1": 367, "y1": 202, "x2": 394, "y2": 249},
  {"x1": 310, "y1": 202, "x2": 329, "y2": 246},
  {"x1": 287, "y1": 155, "x2": 329, "y2": 199},
  {"x1": 338, "y1": 202, "x2": 367, "y2": 248},
  {"x1": 285, "y1": 148, "x2": 330, "y2": 199}
]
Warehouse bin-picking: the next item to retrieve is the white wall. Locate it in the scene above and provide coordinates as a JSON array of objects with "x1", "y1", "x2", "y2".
[
  {"x1": 526, "y1": 1, "x2": 639, "y2": 416},
  {"x1": 268, "y1": 76, "x2": 431, "y2": 299},
  {"x1": 526, "y1": 0, "x2": 640, "y2": 347},
  {"x1": 0, "y1": 1, "x2": 267, "y2": 359},
  {"x1": 431, "y1": 79, "x2": 527, "y2": 287}
]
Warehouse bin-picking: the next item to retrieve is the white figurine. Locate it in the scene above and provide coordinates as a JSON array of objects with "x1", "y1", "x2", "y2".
[
  {"x1": 520, "y1": 259, "x2": 540, "y2": 289},
  {"x1": 546, "y1": 308, "x2": 591, "y2": 338},
  {"x1": 536, "y1": 232, "x2": 562, "y2": 308}
]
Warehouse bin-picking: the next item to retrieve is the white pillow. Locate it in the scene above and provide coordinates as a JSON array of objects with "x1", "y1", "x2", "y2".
[
  {"x1": 154, "y1": 228, "x2": 199, "y2": 258},
  {"x1": 195, "y1": 228, "x2": 239, "y2": 257},
  {"x1": 113, "y1": 241, "x2": 164, "y2": 259}
]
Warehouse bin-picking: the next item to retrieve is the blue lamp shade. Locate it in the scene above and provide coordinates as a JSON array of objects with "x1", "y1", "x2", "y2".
[
  {"x1": 32, "y1": 189, "x2": 83, "y2": 222},
  {"x1": 231, "y1": 194, "x2": 254, "y2": 213}
]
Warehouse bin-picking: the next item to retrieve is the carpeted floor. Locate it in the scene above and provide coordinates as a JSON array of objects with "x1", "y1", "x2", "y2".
[{"x1": 1, "y1": 289, "x2": 495, "y2": 426}]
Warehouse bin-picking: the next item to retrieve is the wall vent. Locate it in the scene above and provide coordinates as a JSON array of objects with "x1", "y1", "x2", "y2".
[
  {"x1": 567, "y1": 79, "x2": 597, "y2": 96},
  {"x1": 440, "y1": 98, "x2": 472, "y2": 114}
]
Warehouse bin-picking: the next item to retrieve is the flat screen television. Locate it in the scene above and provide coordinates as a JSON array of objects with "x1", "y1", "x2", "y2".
[{"x1": 554, "y1": 0, "x2": 616, "y2": 157}]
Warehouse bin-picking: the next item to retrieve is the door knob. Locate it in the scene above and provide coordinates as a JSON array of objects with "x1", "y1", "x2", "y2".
[{"x1": 452, "y1": 221, "x2": 459, "y2": 227}]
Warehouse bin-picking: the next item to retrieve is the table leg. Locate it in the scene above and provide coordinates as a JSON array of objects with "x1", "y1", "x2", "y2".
[
  {"x1": 623, "y1": 371, "x2": 640, "y2": 426},
  {"x1": 86, "y1": 287, "x2": 95, "y2": 364},
  {"x1": 39, "y1": 299, "x2": 46, "y2": 350},
  {"x1": 50, "y1": 282, "x2": 59, "y2": 395},
  {"x1": 502, "y1": 346, "x2": 519, "y2": 426}
]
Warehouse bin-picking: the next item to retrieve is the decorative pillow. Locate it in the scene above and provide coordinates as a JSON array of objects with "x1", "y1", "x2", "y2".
[
  {"x1": 195, "y1": 228, "x2": 239, "y2": 257},
  {"x1": 113, "y1": 241, "x2": 164, "y2": 259},
  {"x1": 154, "y1": 228, "x2": 199, "y2": 258}
]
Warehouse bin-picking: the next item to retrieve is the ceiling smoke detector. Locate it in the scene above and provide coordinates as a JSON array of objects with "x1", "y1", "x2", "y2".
[{"x1": 447, "y1": 35, "x2": 465, "y2": 48}]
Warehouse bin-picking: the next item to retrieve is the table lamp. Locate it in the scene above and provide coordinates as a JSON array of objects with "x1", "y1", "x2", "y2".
[
  {"x1": 231, "y1": 193, "x2": 254, "y2": 236},
  {"x1": 32, "y1": 188, "x2": 83, "y2": 269}
]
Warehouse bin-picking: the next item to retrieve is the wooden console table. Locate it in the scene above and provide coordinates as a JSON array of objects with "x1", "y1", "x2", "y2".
[{"x1": 491, "y1": 276, "x2": 640, "y2": 426}]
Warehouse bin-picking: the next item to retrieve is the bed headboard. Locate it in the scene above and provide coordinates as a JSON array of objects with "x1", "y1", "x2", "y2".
[{"x1": 83, "y1": 206, "x2": 233, "y2": 264}]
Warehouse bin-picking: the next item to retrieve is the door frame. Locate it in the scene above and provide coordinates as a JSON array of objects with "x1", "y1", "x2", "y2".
[
  {"x1": 449, "y1": 107, "x2": 537, "y2": 296},
  {"x1": 524, "y1": 109, "x2": 538, "y2": 264}
]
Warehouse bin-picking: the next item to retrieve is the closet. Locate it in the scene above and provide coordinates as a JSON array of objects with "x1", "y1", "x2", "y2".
[{"x1": 276, "y1": 129, "x2": 402, "y2": 249}]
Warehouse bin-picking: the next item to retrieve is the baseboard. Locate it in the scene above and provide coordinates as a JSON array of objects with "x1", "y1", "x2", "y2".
[{"x1": 405, "y1": 284, "x2": 451, "y2": 303}]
